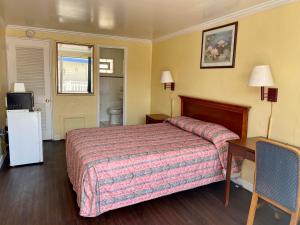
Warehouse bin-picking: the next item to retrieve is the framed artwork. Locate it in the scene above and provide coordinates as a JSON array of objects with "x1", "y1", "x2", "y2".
[{"x1": 200, "y1": 22, "x2": 238, "y2": 69}]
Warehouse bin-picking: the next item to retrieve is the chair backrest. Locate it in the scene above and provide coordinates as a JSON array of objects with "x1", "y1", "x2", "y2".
[{"x1": 256, "y1": 141, "x2": 300, "y2": 212}]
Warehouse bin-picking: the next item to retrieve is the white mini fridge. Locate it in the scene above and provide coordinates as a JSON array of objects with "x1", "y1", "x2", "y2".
[{"x1": 7, "y1": 110, "x2": 43, "y2": 166}]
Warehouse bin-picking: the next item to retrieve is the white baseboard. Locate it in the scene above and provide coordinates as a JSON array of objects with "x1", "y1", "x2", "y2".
[{"x1": 231, "y1": 177, "x2": 254, "y2": 192}]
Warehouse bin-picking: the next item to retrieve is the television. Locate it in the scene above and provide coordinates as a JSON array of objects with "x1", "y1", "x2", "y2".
[{"x1": 6, "y1": 92, "x2": 34, "y2": 111}]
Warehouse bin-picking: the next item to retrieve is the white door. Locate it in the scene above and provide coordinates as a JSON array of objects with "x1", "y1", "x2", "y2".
[{"x1": 6, "y1": 37, "x2": 52, "y2": 140}]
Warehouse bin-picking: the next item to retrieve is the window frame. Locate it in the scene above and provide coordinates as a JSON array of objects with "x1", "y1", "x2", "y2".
[{"x1": 56, "y1": 42, "x2": 95, "y2": 95}]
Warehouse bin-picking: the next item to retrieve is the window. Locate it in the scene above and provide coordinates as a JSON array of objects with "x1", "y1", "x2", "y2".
[
  {"x1": 57, "y1": 43, "x2": 94, "y2": 94},
  {"x1": 99, "y1": 58, "x2": 114, "y2": 74}
]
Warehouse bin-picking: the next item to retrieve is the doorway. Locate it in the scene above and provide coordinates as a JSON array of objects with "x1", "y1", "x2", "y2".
[
  {"x1": 98, "y1": 47, "x2": 126, "y2": 127},
  {"x1": 6, "y1": 37, "x2": 52, "y2": 140}
]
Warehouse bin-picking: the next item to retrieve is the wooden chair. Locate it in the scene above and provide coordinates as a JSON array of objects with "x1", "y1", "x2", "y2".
[{"x1": 246, "y1": 140, "x2": 300, "y2": 225}]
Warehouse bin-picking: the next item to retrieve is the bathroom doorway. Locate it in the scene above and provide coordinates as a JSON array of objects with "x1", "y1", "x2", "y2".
[{"x1": 98, "y1": 47, "x2": 126, "y2": 127}]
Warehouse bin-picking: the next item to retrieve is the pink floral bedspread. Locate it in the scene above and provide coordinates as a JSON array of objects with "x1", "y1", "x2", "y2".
[{"x1": 66, "y1": 123, "x2": 238, "y2": 217}]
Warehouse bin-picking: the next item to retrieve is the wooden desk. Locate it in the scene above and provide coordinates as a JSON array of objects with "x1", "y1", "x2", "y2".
[
  {"x1": 224, "y1": 137, "x2": 266, "y2": 206},
  {"x1": 224, "y1": 137, "x2": 300, "y2": 206}
]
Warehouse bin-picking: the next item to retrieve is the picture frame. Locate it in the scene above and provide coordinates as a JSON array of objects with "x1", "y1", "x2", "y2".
[{"x1": 200, "y1": 22, "x2": 238, "y2": 69}]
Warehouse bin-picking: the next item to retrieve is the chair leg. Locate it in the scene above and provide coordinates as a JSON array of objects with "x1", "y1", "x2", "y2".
[
  {"x1": 289, "y1": 208, "x2": 300, "y2": 225},
  {"x1": 247, "y1": 192, "x2": 259, "y2": 225}
]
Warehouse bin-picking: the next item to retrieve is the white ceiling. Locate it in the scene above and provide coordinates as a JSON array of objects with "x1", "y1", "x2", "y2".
[{"x1": 0, "y1": 0, "x2": 284, "y2": 40}]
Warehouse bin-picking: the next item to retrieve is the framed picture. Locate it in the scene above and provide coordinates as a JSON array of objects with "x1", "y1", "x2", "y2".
[{"x1": 200, "y1": 22, "x2": 238, "y2": 69}]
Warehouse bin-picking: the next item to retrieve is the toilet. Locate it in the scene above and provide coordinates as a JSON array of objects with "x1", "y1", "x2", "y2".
[{"x1": 108, "y1": 107, "x2": 122, "y2": 125}]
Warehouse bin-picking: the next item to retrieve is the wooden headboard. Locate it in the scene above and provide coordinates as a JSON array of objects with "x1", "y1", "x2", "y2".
[{"x1": 179, "y1": 96, "x2": 250, "y2": 141}]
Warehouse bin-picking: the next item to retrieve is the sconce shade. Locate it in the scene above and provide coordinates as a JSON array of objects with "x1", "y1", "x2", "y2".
[
  {"x1": 248, "y1": 65, "x2": 274, "y2": 87},
  {"x1": 161, "y1": 71, "x2": 174, "y2": 84}
]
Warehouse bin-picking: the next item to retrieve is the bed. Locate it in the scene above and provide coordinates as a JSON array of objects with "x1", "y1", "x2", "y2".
[{"x1": 66, "y1": 96, "x2": 250, "y2": 217}]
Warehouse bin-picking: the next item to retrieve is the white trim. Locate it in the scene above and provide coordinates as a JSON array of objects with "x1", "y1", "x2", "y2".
[
  {"x1": 6, "y1": 25, "x2": 152, "y2": 44},
  {"x1": 96, "y1": 45, "x2": 128, "y2": 126},
  {"x1": 232, "y1": 177, "x2": 254, "y2": 192},
  {"x1": 123, "y1": 48, "x2": 128, "y2": 125},
  {"x1": 154, "y1": 0, "x2": 299, "y2": 43},
  {"x1": 96, "y1": 46, "x2": 101, "y2": 127},
  {"x1": 48, "y1": 40, "x2": 54, "y2": 140}
]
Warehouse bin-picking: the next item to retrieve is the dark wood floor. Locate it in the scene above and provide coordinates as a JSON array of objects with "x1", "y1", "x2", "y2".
[{"x1": 0, "y1": 141, "x2": 292, "y2": 225}]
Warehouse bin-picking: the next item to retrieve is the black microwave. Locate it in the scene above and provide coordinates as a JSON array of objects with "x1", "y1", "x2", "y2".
[{"x1": 6, "y1": 92, "x2": 34, "y2": 111}]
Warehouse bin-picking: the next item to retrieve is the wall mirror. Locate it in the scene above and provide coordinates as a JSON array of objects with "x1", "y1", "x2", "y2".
[{"x1": 57, "y1": 43, "x2": 94, "y2": 94}]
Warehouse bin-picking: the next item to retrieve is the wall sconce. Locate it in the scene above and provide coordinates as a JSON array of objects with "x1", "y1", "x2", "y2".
[
  {"x1": 248, "y1": 65, "x2": 279, "y2": 138},
  {"x1": 161, "y1": 70, "x2": 175, "y2": 91},
  {"x1": 248, "y1": 65, "x2": 278, "y2": 102}
]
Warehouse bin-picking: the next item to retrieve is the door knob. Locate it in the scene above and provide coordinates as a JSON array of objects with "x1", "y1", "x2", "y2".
[{"x1": 45, "y1": 99, "x2": 51, "y2": 103}]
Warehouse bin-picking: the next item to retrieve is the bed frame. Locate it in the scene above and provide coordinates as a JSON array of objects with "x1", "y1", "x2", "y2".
[{"x1": 179, "y1": 96, "x2": 250, "y2": 141}]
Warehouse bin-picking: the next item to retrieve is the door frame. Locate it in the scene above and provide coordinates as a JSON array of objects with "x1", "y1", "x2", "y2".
[
  {"x1": 96, "y1": 45, "x2": 128, "y2": 126},
  {"x1": 6, "y1": 36, "x2": 53, "y2": 140}
]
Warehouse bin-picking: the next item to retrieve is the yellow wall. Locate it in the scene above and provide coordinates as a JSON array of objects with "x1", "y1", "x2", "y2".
[
  {"x1": 0, "y1": 22, "x2": 7, "y2": 129},
  {"x1": 0, "y1": 20, "x2": 7, "y2": 156},
  {"x1": 6, "y1": 29, "x2": 152, "y2": 139},
  {"x1": 151, "y1": 1, "x2": 300, "y2": 184}
]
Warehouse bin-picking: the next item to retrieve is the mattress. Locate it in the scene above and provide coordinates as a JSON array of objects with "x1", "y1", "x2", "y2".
[{"x1": 66, "y1": 122, "x2": 239, "y2": 217}]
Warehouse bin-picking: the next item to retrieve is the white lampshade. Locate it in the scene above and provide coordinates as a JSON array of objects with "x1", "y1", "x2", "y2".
[
  {"x1": 248, "y1": 65, "x2": 274, "y2": 87},
  {"x1": 13, "y1": 83, "x2": 26, "y2": 92},
  {"x1": 161, "y1": 70, "x2": 174, "y2": 84}
]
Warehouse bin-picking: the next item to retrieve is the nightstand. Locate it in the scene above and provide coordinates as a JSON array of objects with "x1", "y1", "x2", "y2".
[{"x1": 146, "y1": 114, "x2": 169, "y2": 124}]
